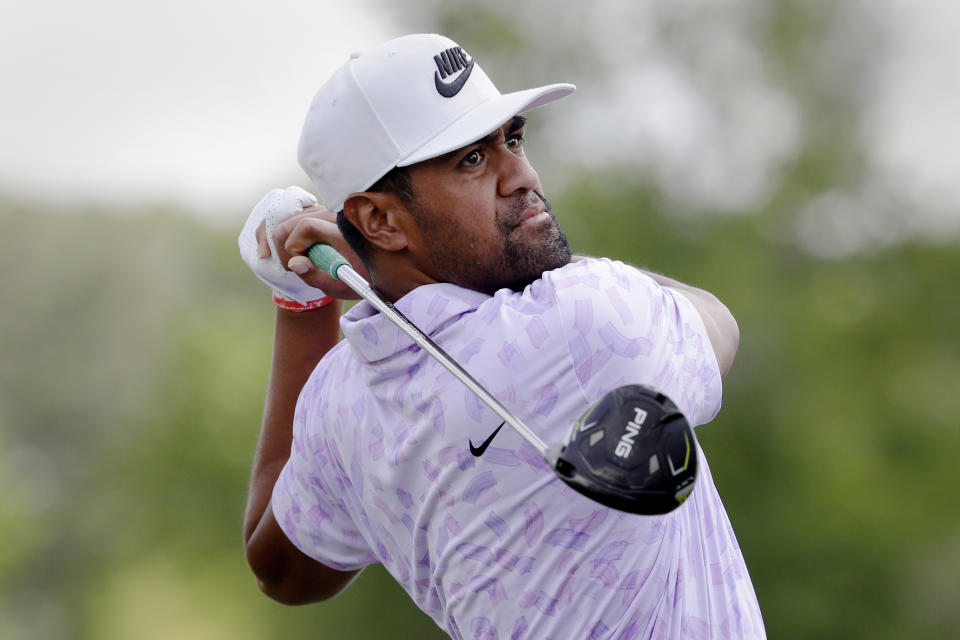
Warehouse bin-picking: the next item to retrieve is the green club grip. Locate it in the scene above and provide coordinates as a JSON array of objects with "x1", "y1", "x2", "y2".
[{"x1": 307, "y1": 244, "x2": 350, "y2": 281}]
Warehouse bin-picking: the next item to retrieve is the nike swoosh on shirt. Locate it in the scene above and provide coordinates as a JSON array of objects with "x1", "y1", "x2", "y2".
[
  {"x1": 434, "y1": 58, "x2": 475, "y2": 98},
  {"x1": 469, "y1": 421, "x2": 505, "y2": 457}
]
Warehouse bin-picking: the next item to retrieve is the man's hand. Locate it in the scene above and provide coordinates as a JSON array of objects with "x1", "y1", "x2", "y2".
[
  {"x1": 239, "y1": 186, "x2": 369, "y2": 304},
  {"x1": 254, "y1": 203, "x2": 369, "y2": 301}
]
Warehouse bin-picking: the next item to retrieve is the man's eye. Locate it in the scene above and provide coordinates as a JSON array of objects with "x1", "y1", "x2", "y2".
[
  {"x1": 507, "y1": 133, "x2": 525, "y2": 149},
  {"x1": 461, "y1": 149, "x2": 483, "y2": 167}
]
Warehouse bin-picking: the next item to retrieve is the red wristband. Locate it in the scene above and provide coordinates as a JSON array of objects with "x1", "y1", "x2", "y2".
[{"x1": 272, "y1": 292, "x2": 336, "y2": 312}]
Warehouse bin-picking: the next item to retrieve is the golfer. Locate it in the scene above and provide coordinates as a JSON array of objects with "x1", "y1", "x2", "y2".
[{"x1": 240, "y1": 33, "x2": 765, "y2": 639}]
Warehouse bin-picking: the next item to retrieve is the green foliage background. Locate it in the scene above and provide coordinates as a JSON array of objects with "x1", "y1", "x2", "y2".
[{"x1": 2, "y1": 2, "x2": 959, "y2": 638}]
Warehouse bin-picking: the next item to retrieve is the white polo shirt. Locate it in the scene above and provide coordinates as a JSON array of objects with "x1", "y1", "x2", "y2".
[{"x1": 273, "y1": 258, "x2": 765, "y2": 639}]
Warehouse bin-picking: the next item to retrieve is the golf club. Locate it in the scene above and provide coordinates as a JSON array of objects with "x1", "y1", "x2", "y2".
[{"x1": 307, "y1": 244, "x2": 698, "y2": 515}]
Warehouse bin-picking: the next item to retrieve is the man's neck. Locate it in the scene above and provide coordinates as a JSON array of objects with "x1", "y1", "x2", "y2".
[{"x1": 367, "y1": 252, "x2": 440, "y2": 303}]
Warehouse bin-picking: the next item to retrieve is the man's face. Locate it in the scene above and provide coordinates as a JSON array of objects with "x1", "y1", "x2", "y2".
[{"x1": 402, "y1": 116, "x2": 571, "y2": 295}]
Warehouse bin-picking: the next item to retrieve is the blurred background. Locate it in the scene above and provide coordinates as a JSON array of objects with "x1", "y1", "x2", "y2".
[{"x1": 2, "y1": 0, "x2": 958, "y2": 638}]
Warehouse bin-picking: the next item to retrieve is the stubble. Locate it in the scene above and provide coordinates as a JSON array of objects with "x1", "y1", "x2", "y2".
[{"x1": 417, "y1": 191, "x2": 571, "y2": 294}]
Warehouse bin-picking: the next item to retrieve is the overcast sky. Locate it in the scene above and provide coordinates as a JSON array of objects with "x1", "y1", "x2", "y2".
[
  {"x1": 1, "y1": 0, "x2": 958, "y2": 255},
  {"x1": 0, "y1": 0, "x2": 397, "y2": 216}
]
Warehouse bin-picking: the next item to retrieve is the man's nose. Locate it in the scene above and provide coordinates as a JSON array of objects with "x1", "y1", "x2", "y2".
[{"x1": 497, "y1": 150, "x2": 540, "y2": 197}]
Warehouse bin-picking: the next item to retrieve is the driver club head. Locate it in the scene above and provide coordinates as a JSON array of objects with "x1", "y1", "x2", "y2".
[{"x1": 553, "y1": 384, "x2": 697, "y2": 515}]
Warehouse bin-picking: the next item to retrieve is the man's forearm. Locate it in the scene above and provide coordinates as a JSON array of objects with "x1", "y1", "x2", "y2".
[
  {"x1": 639, "y1": 268, "x2": 739, "y2": 377},
  {"x1": 243, "y1": 302, "x2": 343, "y2": 542},
  {"x1": 639, "y1": 269, "x2": 717, "y2": 301}
]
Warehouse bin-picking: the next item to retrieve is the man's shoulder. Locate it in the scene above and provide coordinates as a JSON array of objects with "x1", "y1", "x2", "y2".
[
  {"x1": 304, "y1": 338, "x2": 355, "y2": 392},
  {"x1": 537, "y1": 257, "x2": 659, "y2": 309},
  {"x1": 544, "y1": 257, "x2": 651, "y2": 289},
  {"x1": 473, "y1": 257, "x2": 664, "y2": 345}
]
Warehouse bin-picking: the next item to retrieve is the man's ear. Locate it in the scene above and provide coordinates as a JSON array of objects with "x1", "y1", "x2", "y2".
[{"x1": 342, "y1": 192, "x2": 410, "y2": 252}]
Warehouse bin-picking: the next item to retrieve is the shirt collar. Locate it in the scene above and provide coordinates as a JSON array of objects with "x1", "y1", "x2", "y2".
[{"x1": 340, "y1": 283, "x2": 491, "y2": 364}]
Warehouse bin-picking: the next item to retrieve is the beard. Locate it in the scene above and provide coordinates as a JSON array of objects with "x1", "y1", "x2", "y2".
[
  {"x1": 416, "y1": 191, "x2": 572, "y2": 295},
  {"x1": 495, "y1": 192, "x2": 571, "y2": 292}
]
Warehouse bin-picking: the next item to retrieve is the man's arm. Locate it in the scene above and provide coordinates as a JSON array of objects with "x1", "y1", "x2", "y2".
[
  {"x1": 243, "y1": 303, "x2": 362, "y2": 604},
  {"x1": 242, "y1": 202, "x2": 367, "y2": 604},
  {"x1": 570, "y1": 256, "x2": 739, "y2": 377},
  {"x1": 641, "y1": 270, "x2": 740, "y2": 378}
]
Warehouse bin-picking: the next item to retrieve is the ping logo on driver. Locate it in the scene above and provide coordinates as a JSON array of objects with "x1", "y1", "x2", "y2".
[{"x1": 614, "y1": 406, "x2": 648, "y2": 458}]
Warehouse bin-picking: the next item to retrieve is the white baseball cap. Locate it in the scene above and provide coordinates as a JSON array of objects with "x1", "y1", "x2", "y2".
[{"x1": 297, "y1": 33, "x2": 575, "y2": 212}]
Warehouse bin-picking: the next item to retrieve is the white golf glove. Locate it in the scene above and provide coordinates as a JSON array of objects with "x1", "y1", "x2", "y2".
[{"x1": 238, "y1": 186, "x2": 332, "y2": 309}]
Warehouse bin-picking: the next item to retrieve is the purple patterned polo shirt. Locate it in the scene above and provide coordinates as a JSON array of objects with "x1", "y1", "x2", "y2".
[{"x1": 272, "y1": 258, "x2": 765, "y2": 639}]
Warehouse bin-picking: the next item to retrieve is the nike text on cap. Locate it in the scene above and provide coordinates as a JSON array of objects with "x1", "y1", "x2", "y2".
[{"x1": 297, "y1": 33, "x2": 575, "y2": 213}]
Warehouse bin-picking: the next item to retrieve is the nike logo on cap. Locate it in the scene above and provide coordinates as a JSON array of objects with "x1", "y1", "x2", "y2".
[
  {"x1": 469, "y1": 421, "x2": 504, "y2": 457},
  {"x1": 434, "y1": 46, "x2": 474, "y2": 98}
]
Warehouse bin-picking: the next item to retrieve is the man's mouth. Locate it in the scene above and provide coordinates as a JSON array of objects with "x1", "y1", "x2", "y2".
[
  {"x1": 511, "y1": 193, "x2": 551, "y2": 228},
  {"x1": 516, "y1": 204, "x2": 548, "y2": 227}
]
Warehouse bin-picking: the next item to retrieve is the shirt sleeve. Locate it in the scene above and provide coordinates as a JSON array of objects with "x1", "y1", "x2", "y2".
[
  {"x1": 270, "y1": 369, "x2": 377, "y2": 571},
  {"x1": 548, "y1": 258, "x2": 723, "y2": 427}
]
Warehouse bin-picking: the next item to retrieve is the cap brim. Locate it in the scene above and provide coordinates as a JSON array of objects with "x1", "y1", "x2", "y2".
[{"x1": 398, "y1": 83, "x2": 575, "y2": 167}]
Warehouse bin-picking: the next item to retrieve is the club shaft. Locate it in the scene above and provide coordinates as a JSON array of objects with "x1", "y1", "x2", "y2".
[{"x1": 335, "y1": 263, "x2": 549, "y2": 456}]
